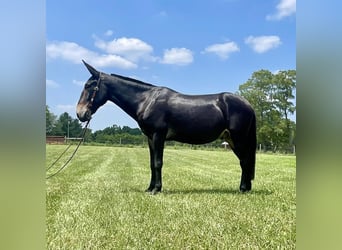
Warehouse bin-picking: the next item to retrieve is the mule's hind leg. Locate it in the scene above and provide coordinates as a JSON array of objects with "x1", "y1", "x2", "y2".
[
  {"x1": 238, "y1": 152, "x2": 255, "y2": 192},
  {"x1": 227, "y1": 132, "x2": 256, "y2": 192}
]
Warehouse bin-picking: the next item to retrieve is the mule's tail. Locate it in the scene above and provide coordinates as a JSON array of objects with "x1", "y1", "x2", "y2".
[{"x1": 248, "y1": 112, "x2": 257, "y2": 180}]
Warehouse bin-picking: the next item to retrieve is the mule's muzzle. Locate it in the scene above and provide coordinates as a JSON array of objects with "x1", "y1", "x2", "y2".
[{"x1": 76, "y1": 105, "x2": 92, "y2": 122}]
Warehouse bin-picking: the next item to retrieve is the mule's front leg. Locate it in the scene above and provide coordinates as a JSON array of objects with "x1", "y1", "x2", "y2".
[
  {"x1": 146, "y1": 171, "x2": 156, "y2": 193},
  {"x1": 146, "y1": 133, "x2": 165, "y2": 195},
  {"x1": 146, "y1": 139, "x2": 156, "y2": 192}
]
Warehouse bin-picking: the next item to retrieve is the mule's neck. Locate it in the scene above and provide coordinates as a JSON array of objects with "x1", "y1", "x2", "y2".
[{"x1": 104, "y1": 74, "x2": 154, "y2": 121}]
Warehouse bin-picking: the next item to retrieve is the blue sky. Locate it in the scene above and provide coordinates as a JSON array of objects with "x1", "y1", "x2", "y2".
[{"x1": 46, "y1": 0, "x2": 296, "y2": 132}]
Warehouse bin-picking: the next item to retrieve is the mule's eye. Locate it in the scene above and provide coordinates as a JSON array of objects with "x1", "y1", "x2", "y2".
[{"x1": 85, "y1": 81, "x2": 96, "y2": 89}]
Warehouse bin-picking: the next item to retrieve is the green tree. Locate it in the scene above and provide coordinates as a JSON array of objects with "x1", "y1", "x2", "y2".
[
  {"x1": 238, "y1": 69, "x2": 296, "y2": 152},
  {"x1": 46, "y1": 105, "x2": 56, "y2": 135},
  {"x1": 272, "y1": 70, "x2": 296, "y2": 120},
  {"x1": 91, "y1": 124, "x2": 144, "y2": 145},
  {"x1": 52, "y1": 112, "x2": 83, "y2": 137}
]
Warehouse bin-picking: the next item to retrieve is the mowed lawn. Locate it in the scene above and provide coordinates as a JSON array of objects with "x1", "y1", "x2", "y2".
[{"x1": 46, "y1": 145, "x2": 296, "y2": 249}]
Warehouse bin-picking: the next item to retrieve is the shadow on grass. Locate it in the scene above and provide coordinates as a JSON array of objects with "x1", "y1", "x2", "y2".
[
  {"x1": 163, "y1": 188, "x2": 273, "y2": 195},
  {"x1": 127, "y1": 187, "x2": 273, "y2": 196}
]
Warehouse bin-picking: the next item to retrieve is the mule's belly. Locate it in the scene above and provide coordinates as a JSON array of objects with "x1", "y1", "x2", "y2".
[
  {"x1": 166, "y1": 120, "x2": 226, "y2": 144},
  {"x1": 168, "y1": 133, "x2": 221, "y2": 144}
]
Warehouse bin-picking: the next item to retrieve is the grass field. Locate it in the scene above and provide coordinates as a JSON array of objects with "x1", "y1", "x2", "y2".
[{"x1": 46, "y1": 145, "x2": 296, "y2": 249}]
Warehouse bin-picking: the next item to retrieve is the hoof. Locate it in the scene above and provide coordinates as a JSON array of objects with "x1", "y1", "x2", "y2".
[
  {"x1": 239, "y1": 188, "x2": 251, "y2": 193},
  {"x1": 239, "y1": 182, "x2": 252, "y2": 193},
  {"x1": 146, "y1": 186, "x2": 162, "y2": 195},
  {"x1": 150, "y1": 188, "x2": 161, "y2": 195}
]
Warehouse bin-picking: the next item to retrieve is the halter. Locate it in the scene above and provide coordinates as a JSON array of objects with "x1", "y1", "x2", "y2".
[{"x1": 87, "y1": 72, "x2": 102, "y2": 108}]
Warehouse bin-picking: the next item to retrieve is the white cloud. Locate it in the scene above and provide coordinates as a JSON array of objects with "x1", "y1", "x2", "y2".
[
  {"x1": 202, "y1": 41, "x2": 240, "y2": 59},
  {"x1": 160, "y1": 48, "x2": 193, "y2": 66},
  {"x1": 266, "y1": 0, "x2": 296, "y2": 20},
  {"x1": 46, "y1": 41, "x2": 137, "y2": 69},
  {"x1": 104, "y1": 30, "x2": 113, "y2": 36},
  {"x1": 72, "y1": 79, "x2": 85, "y2": 86},
  {"x1": 245, "y1": 35, "x2": 281, "y2": 53},
  {"x1": 94, "y1": 37, "x2": 155, "y2": 62},
  {"x1": 46, "y1": 79, "x2": 59, "y2": 88}
]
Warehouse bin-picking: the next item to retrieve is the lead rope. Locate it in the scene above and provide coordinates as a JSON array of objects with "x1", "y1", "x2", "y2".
[{"x1": 46, "y1": 120, "x2": 90, "y2": 179}]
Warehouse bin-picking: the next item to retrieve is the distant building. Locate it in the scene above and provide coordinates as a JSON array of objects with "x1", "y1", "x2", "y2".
[{"x1": 46, "y1": 136, "x2": 65, "y2": 144}]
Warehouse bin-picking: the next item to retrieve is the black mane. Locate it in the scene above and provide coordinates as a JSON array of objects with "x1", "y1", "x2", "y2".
[{"x1": 110, "y1": 73, "x2": 155, "y2": 87}]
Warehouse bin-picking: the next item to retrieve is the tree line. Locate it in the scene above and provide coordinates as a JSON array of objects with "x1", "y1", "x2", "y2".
[
  {"x1": 46, "y1": 107, "x2": 144, "y2": 144},
  {"x1": 46, "y1": 69, "x2": 296, "y2": 153}
]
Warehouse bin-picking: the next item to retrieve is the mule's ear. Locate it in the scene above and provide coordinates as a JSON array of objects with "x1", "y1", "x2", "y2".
[{"x1": 82, "y1": 60, "x2": 100, "y2": 78}]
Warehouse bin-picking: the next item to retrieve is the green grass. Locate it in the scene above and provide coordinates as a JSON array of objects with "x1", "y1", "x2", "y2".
[{"x1": 46, "y1": 145, "x2": 296, "y2": 249}]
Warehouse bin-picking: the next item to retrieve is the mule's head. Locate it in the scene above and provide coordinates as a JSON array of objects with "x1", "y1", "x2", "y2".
[{"x1": 76, "y1": 61, "x2": 108, "y2": 122}]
